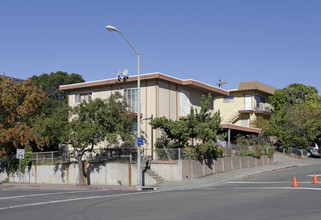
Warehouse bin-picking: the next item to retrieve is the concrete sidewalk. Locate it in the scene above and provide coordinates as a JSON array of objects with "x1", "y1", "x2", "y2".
[
  {"x1": 156, "y1": 152, "x2": 321, "y2": 190},
  {"x1": 1, "y1": 153, "x2": 321, "y2": 191}
]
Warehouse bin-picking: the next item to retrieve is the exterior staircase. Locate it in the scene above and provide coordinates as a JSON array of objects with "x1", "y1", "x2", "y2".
[
  {"x1": 226, "y1": 112, "x2": 240, "y2": 124},
  {"x1": 141, "y1": 160, "x2": 166, "y2": 184},
  {"x1": 145, "y1": 169, "x2": 166, "y2": 184}
]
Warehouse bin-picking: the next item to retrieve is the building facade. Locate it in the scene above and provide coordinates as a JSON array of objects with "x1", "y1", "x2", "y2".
[
  {"x1": 60, "y1": 73, "x2": 229, "y2": 152},
  {"x1": 216, "y1": 81, "x2": 276, "y2": 126},
  {"x1": 60, "y1": 74, "x2": 276, "y2": 152}
]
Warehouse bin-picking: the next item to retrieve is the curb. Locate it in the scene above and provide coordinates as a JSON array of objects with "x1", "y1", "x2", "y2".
[
  {"x1": 227, "y1": 165, "x2": 298, "y2": 181},
  {"x1": 27, "y1": 184, "x2": 137, "y2": 191}
]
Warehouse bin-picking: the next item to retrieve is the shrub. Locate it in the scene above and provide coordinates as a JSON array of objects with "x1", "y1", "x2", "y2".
[
  {"x1": 263, "y1": 143, "x2": 275, "y2": 159},
  {"x1": 252, "y1": 144, "x2": 263, "y2": 158},
  {"x1": 236, "y1": 136, "x2": 249, "y2": 150},
  {"x1": 239, "y1": 148, "x2": 255, "y2": 157}
]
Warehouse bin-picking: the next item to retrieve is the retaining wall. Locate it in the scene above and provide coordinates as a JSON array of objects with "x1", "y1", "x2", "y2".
[
  {"x1": 0, "y1": 155, "x2": 274, "y2": 186},
  {"x1": 181, "y1": 155, "x2": 274, "y2": 180}
]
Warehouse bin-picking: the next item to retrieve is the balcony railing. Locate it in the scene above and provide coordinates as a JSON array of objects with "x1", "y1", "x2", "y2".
[
  {"x1": 239, "y1": 104, "x2": 273, "y2": 115},
  {"x1": 255, "y1": 103, "x2": 272, "y2": 112}
]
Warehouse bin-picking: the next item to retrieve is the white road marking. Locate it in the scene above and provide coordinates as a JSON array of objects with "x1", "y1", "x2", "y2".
[
  {"x1": 0, "y1": 190, "x2": 159, "y2": 210},
  {"x1": 1, "y1": 188, "x2": 15, "y2": 191},
  {"x1": 225, "y1": 181, "x2": 311, "y2": 184},
  {"x1": 0, "y1": 190, "x2": 91, "y2": 200},
  {"x1": 201, "y1": 187, "x2": 321, "y2": 191},
  {"x1": 307, "y1": 174, "x2": 321, "y2": 177}
]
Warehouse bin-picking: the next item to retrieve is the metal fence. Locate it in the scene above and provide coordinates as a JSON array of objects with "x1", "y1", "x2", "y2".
[
  {"x1": 142, "y1": 148, "x2": 191, "y2": 161},
  {"x1": 0, "y1": 143, "x2": 281, "y2": 166},
  {"x1": 30, "y1": 146, "x2": 253, "y2": 164},
  {"x1": 29, "y1": 151, "x2": 61, "y2": 165},
  {"x1": 79, "y1": 148, "x2": 137, "y2": 163},
  {"x1": 281, "y1": 147, "x2": 308, "y2": 158}
]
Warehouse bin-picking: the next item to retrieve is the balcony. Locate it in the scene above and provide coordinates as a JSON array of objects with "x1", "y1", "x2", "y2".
[
  {"x1": 238, "y1": 103, "x2": 273, "y2": 115},
  {"x1": 254, "y1": 103, "x2": 273, "y2": 115}
]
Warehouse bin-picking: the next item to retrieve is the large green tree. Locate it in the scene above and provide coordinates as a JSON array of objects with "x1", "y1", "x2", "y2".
[
  {"x1": 270, "y1": 83, "x2": 320, "y2": 113},
  {"x1": 67, "y1": 92, "x2": 136, "y2": 185},
  {"x1": 31, "y1": 71, "x2": 84, "y2": 116},
  {"x1": 30, "y1": 71, "x2": 84, "y2": 150},
  {"x1": 266, "y1": 83, "x2": 321, "y2": 149},
  {"x1": 0, "y1": 76, "x2": 47, "y2": 155}
]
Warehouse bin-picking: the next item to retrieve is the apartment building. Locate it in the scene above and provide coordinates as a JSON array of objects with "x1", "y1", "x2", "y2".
[
  {"x1": 215, "y1": 81, "x2": 276, "y2": 143},
  {"x1": 60, "y1": 72, "x2": 229, "y2": 152},
  {"x1": 60, "y1": 74, "x2": 276, "y2": 151}
]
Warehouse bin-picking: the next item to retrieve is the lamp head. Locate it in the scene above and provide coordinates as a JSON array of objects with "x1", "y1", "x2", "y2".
[{"x1": 106, "y1": 25, "x2": 118, "y2": 32}]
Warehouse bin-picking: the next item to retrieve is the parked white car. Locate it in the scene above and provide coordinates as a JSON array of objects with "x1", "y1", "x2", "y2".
[{"x1": 308, "y1": 142, "x2": 321, "y2": 157}]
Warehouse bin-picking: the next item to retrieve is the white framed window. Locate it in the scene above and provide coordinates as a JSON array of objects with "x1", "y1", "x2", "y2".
[
  {"x1": 75, "y1": 92, "x2": 92, "y2": 104},
  {"x1": 244, "y1": 94, "x2": 252, "y2": 110},
  {"x1": 180, "y1": 90, "x2": 190, "y2": 117},
  {"x1": 223, "y1": 96, "x2": 234, "y2": 103},
  {"x1": 124, "y1": 88, "x2": 138, "y2": 113}
]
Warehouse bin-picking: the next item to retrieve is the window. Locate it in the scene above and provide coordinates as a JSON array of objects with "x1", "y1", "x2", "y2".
[
  {"x1": 180, "y1": 90, "x2": 190, "y2": 117},
  {"x1": 244, "y1": 94, "x2": 252, "y2": 110},
  {"x1": 241, "y1": 115, "x2": 249, "y2": 127},
  {"x1": 75, "y1": 92, "x2": 92, "y2": 104},
  {"x1": 223, "y1": 96, "x2": 234, "y2": 103},
  {"x1": 256, "y1": 95, "x2": 266, "y2": 110},
  {"x1": 124, "y1": 88, "x2": 138, "y2": 113}
]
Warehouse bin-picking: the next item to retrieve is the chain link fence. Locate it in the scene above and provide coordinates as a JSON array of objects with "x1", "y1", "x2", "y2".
[
  {"x1": 30, "y1": 151, "x2": 61, "y2": 165},
  {"x1": 0, "y1": 143, "x2": 280, "y2": 167},
  {"x1": 142, "y1": 148, "x2": 189, "y2": 161}
]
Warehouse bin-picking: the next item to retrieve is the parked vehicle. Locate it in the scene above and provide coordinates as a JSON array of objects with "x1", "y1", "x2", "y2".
[{"x1": 308, "y1": 143, "x2": 321, "y2": 157}]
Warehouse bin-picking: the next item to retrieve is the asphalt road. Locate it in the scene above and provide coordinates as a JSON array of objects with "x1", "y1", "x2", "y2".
[{"x1": 1, "y1": 164, "x2": 321, "y2": 220}]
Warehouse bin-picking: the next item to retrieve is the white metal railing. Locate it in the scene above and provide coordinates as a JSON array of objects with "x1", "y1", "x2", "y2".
[{"x1": 282, "y1": 147, "x2": 308, "y2": 158}]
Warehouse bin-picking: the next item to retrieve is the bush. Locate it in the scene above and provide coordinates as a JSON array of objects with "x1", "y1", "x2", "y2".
[
  {"x1": 263, "y1": 143, "x2": 274, "y2": 159},
  {"x1": 236, "y1": 136, "x2": 249, "y2": 150},
  {"x1": 192, "y1": 143, "x2": 224, "y2": 160},
  {"x1": 252, "y1": 145, "x2": 263, "y2": 158},
  {"x1": 239, "y1": 149, "x2": 255, "y2": 157}
]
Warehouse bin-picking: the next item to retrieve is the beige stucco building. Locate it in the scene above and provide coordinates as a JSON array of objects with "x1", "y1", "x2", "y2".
[
  {"x1": 60, "y1": 73, "x2": 276, "y2": 152},
  {"x1": 60, "y1": 72, "x2": 228, "y2": 152},
  {"x1": 216, "y1": 81, "x2": 276, "y2": 125},
  {"x1": 216, "y1": 81, "x2": 276, "y2": 144}
]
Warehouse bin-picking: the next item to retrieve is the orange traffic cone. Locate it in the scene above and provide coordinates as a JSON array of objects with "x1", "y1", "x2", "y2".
[
  {"x1": 293, "y1": 176, "x2": 298, "y2": 187},
  {"x1": 313, "y1": 174, "x2": 318, "y2": 184}
]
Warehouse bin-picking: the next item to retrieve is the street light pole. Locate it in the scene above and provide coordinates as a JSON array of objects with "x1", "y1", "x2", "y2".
[{"x1": 106, "y1": 25, "x2": 142, "y2": 190}]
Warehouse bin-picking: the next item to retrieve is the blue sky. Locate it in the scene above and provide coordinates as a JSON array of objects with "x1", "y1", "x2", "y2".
[{"x1": 1, "y1": 0, "x2": 321, "y2": 93}]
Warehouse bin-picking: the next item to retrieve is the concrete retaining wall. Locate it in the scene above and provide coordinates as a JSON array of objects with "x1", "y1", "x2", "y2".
[
  {"x1": 148, "y1": 160, "x2": 183, "y2": 182},
  {"x1": 0, "y1": 162, "x2": 156, "y2": 186},
  {"x1": 181, "y1": 155, "x2": 274, "y2": 180},
  {"x1": 0, "y1": 155, "x2": 274, "y2": 185}
]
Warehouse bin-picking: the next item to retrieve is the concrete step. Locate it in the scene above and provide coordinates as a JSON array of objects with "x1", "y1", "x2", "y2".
[
  {"x1": 145, "y1": 170, "x2": 165, "y2": 183},
  {"x1": 141, "y1": 160, "x2": 166, "y2": 184}
]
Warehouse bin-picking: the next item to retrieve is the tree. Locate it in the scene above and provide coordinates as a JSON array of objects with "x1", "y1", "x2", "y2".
[
  {"x1": 31, "y1": 71, "x2": 84, "y2": 116},
  {"x1": 150, "y1": 94, "x2": 223, "y2": 159},
  {"x1": 0, "y1": 76, "x2": 47, "y2": 155},
  {"x1": 266, "y1": 104, "x2": 321, "y2": 149},
  {"x1": 266, "y1": 83, "x2": 321, "y2": 149},
  {"x1": 30, "y1": 71, "x2": 84, "y2": 150},
  {"x1": 190, "y1": 95, "x2": 223, "y2": 159},
  {"x1": 270, "y1": 83, "x2": 320, "y2": 113},
  {"x1": 30, "y1": 105, "x2": 70, "y2": 149},
  {"x1": 67, "y1": 92, "x2": 136, "y2": 185}
]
